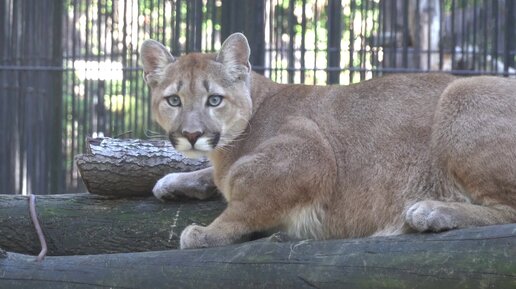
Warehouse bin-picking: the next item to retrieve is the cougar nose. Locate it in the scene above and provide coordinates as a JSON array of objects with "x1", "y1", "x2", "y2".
[{"x1": 182, "y1": 130, "x2": 203, "y2": 146}]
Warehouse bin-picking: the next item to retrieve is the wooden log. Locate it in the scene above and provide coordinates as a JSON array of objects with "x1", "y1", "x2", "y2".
[
  {"x1": 0, "y1": 224, "x2": 515, "y2": 289},
  {"x1": 0, "y1": 194, "x2": 225, "y2": 255},
  {"x1": 75, "y1": 137, "x2": 210, "y2": 196}
]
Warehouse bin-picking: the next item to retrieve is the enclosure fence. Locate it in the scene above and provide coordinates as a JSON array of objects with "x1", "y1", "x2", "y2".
[{"x1": 1, "y1": 0, "x2": 515, "y2": 195}]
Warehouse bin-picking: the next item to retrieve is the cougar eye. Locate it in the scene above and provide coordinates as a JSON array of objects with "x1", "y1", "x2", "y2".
[
  {"x1": 207, "y1": 95, "x2": 223, "y2": 107},
  {"x1": 165, "y1": 94, "x2": 181, "y2": 107}
]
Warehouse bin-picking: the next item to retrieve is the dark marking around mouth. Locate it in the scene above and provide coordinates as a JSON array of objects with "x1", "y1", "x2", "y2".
[
  {"x1": 209, "y1": 133, "x2": 220, "y2": 148},
  {"x1": 168, "y1": 134, "x2": 178, "y2": 147}
]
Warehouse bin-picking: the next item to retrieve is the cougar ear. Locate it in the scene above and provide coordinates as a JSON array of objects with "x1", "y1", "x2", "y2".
[
  {"x1": 216, "y1": 33, "x2": 251, "y2": 78},
  {"x1": 140, "y1": 39, "x2": 175, "y2": 87}
]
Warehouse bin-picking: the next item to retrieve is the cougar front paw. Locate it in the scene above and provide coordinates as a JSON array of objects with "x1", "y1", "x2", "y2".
[
  {"x1": 152, "y1": 173, "x2": 182, "y2": 201},
  {"x1": 180, "y1": 224, "x2": 210, "y2": 249},
  {"x1": 405, "y1": 200, "x2": 459, "y2": 232}
]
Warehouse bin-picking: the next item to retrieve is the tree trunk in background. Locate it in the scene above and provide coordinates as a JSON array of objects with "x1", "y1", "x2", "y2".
[
  {"x1": 75, "y1": 137, "x2": 210, "y2": 196},
  {"x1": 0, "y1": 194, "x2": 225, "y2": 255},
  {"x1": 1, "y1": 224, "x2": 515, "y2": 289}
]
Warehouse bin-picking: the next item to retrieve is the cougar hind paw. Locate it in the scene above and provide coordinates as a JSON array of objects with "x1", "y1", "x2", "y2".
[{"x1": 405, "y1": 200, "x2": 459, "y2": 232}]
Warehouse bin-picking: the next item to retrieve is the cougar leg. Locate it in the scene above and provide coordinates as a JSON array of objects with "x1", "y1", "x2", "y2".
[
  {"x1": 153, "y1": 167, "x2": 217, "y2": 200},
  {"x1": 420, "y1": 77, "x2": 516, "y2": 232},
  {"x1": 180, "y1": 118, "x2": 336, "y2": 249},
  {"x1": 405, "y1": 200, "x2": 516, "y2": 232}
]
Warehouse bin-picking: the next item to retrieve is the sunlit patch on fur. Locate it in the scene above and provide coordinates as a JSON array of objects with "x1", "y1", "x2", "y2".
[{"x1": 285, "y1": 204, "x2": 326, "y2": 240}]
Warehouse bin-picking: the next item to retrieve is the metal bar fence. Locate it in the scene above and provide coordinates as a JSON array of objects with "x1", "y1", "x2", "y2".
[{"x1": 1, "y1": 0, "x2": 515, "y2": 195}]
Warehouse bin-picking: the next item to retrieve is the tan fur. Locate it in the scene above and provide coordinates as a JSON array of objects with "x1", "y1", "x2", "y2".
[{"x1": 141, "y1": 33, "x2": 516, "y2": 249}]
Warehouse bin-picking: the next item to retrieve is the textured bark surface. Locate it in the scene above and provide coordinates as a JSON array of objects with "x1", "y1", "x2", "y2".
[
  {"x1": 0, "y1": 194, "x2": 225, "y2": 255},
  {"x1": 75, "y1": 137, "x2": 210, "y2": 196},
  {"x1": 0, "y1": 224, "x2": 515, "y2": 289}
]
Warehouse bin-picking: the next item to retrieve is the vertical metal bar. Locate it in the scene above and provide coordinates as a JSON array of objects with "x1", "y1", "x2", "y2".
[
  {"x1": 195, "y1": 0, "x2": 203, "y2": 52},
  {"x1": 121, "y1": 0, "x2": 128, "y2": 134},
  {"x1": 150, "y1": 0, "x2": 155, "y2": 39},
  {"x1": 287, "y1": 0, "x2": 295, "y2": 83},
  {"x1": 313, "y1": 0, "x2": 318, "y2": 84},
  {"x1": 109, "y1": 0, "x2": 116, "y2": 137},
  {"x1": 50, "y1": 0, "x2": 63, "y2": 193},
  {"x1": 327, "y1": 0, "x2": 342, "y2": 84},
  {"x1": 269, "y1": 0, "x2": 274, "y2": 79},
  {"x1": 402, "y1": 0, "x2": 409, "y2": 68},
  {"x1": 107, "y1": 0, "x2": 114, "y2": 137},
  {"x1": 276, "y1": 0, "x2": 283, "y2": 82},
  {"x1": 482, "y1": 0, "x2": 488, "y2": 72},
  {"x1": 471, "y1": 0, "x2": 478, "y2": 70},
  {"x1": 349, "y1": 0, "x2": 355, "y2": 83},
  {"x1": 361, "y1": 0, "x2": 367, "y2": 79},
  {"x1": 128, "y1": 0, "x2": 135, "y2": 136},
  {"x1": 186, "y1": 0, "x2": 191, "y2": 51},
  {"x1": 84, "y1": 0, "x2": 91, "y2": 147},
  {"x1": 135, "y1": 0, "x2": 142, "y2": 136},
  {"x1": 504, "y1": 0, "x2": 514, "y2": 76},
  {"x1": 98, "y1": 0, "x2": 106, "y2": 137},
  {"x1": 162, "y1": 0, "x2": 167, "y2": 44},
  {"x1": 174, "y1": 0, "x2": 181, "y2": 53},
  {"x1": 492, "y1": 0, "x2": 498, "y2": 72},
  {"x1": 272, "y1": 0, "x2": 283, "y2": 81},
  {"x1": 451, "y1": 0, "x2": 456, "y2": 69},
  {"x1": 16, "y1": 0, "x2": 25, "y2": 194},
  {"x1": 391, "y1": 0, "x2": 398, "y2": 69},
  {"x1": 0, "y1": 0, "x2": 4, "y2": 193},
  {"x1": 70, "y1": 0, "x2": 77, "y2": 188},
  {"x1": 23, "y1": 0, "x2": 33, "y2": 194},
  {"x1": 300, "y1": 0, "x2": 306, "y2": 82},
  {"x1": 2, "y1": 0, "x2": 13, "y2": 193},
  {"x1": 249, "y1": 0, "x2": 265, "y2": 75},
  {"x1": 413, "y1": 0, "x2": 421, "y2": 70},
  {"x1": 460, "y1": 0, "x2": 466, "y2": 69},
  {"x1": 380, "y1": 0, "x2": 386, "y2": 74},
  {"x1": 210, "y1": 0, "x2": 216, "y2": 51},
  {"x1": 439, "y1": 0, "x2": 444, "y2": 70},
  {"x1": 426, "y1": 0, "x2": 431, "y2": 70},
  {"x1": 371, "y1": 0, "x2": 378, "y2": 76},
  {"x1": 62, "y1": 0, "x2": 70, "y2": 192}
]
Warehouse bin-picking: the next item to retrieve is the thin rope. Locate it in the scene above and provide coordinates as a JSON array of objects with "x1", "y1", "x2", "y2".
[{"x1": 29, "y1": 194, "x2": 47, "y2": 262}]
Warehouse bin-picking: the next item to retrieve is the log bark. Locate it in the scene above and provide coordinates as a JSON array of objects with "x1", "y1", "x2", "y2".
[
  {"x1": 0, "y1": 194, "x2": 225, "y2": 255},
  {"x1": 75, "y1": 137, "x2": 210, "y2": 196},
  {"x1": 0, "y1": 224, "x2": 515, "y2": 289}
]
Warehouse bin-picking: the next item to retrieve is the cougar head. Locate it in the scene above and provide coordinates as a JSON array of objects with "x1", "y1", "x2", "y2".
[{"x1": 140, "y1": 33, "x2": 252, "y2": 158}]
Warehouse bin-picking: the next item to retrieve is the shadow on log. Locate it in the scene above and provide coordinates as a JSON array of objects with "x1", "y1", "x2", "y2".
[
  {"x1": 0, "y1": 194, "x2": 225, "y2": 255},
  {"x1": 0, "y1": 224, "x2": 515, "y2": 289}
]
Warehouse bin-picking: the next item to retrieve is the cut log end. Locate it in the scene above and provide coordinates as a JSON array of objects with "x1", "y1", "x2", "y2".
[{"x1": 75, "y1": 137, "x2": 211, "y2": 197}]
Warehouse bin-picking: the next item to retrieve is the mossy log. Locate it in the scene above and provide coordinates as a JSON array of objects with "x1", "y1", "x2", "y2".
[
  {"x1": 0, "y1": 194, "x2": 225, "y2": 255},
  {"x1": 75, "y1": 137, "x2": 210, "y2": 196},
  {"x1": 0, "y1": 224, "x2": 515, "y2": 289}
]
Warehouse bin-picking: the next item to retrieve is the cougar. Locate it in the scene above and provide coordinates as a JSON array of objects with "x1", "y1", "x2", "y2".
[{"x1": 141, "y1": 33, "x2": 516, "y2": 249}]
